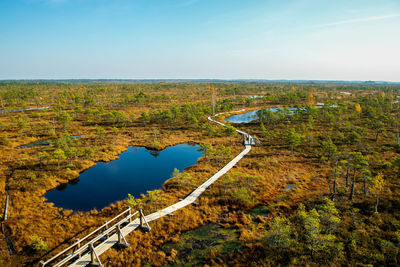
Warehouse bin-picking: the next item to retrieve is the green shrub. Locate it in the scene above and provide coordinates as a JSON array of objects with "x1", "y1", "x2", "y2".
[
  {"x1": 29, "y1": 235, "x2": 48, "y2": 253},
  {"x1": 0, "y1": 136, "x2": 11, "y2": 147},
  {"x1": 149, "y1": 140, "x2": 162, "y2": 150}
]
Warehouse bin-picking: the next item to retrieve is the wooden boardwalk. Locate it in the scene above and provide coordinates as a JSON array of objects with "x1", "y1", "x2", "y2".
[{"x1": 43, "y1": 110, "x2": 253, "y2": 267}]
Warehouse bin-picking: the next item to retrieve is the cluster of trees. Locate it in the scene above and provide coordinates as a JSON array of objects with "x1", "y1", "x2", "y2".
[
  {"x1": 37, "y1": 132, "x2": 95, "y2": 169},
  {"x1": 101, "y1": 110, "x2": 132, "y2": 126},
  {"x1": 114, "y1": 102, "x2": 221, "y2": 129},
  {"x1": 164, "y1": 168, "x2": 194, "y2": 190},
  {"x1": 217, "y1": 172, "x2": 259, "y2": 207},
  {"x1": 257, "y1": 100, "x2": 396, "y2": 211},
  {"x1": 198, "y1": 143, "x2": 232, "y2": 166},
  {"x1": 127, "y1": 189, "x2": 166, "y2": 212},
  {"x1": 263, "y1": 198, "x2": 342, "y2": 263},
  {"x1": 257, "y1": 95, "x2": 399, "y2": 153},
  {"x1": 267, "y1": 91, "x2": 307, "y2": 105},
  {"x1": 243, "y1": 90, "x2": 400, "y2": 265},
  {"x1": 10, "y1": 114, "x2": 31, "y2": 136},
  {"x1": 0, "y1": 86, "x2": 38, "y2": 108},
  {"x1": 120, "y1": 91, "x2": 149, "y2": 106}
]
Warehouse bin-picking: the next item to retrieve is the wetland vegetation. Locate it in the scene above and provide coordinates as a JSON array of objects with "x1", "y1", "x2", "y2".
[{"x1": 0, "y1": 81, "x2": 400, "y2": 266}]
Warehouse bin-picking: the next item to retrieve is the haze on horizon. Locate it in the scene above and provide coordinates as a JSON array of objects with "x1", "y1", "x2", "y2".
[{"x1": 0, "y1": 0, "x2": 399, "y2": 82}]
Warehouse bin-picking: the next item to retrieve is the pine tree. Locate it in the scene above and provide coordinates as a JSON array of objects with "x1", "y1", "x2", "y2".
[
  {"x1": 263, "y1": 217, "x2": 295, "y2": 249},
  {"x1": 319, "y1": 198, "x2": 340, "y2": 234},
  {"x1": 285, "y1": 128, "x2": 302, "y2": 154},
  {"x1": 52, "y1": 148, "x2": 66, "y2": 169},
  {"x1": 371, "y1": 173, "x2": 385, "y2": 213}
]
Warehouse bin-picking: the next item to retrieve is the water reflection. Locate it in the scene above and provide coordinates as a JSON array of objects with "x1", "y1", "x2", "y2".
[{"x1": 45, "y1": 143, "x2": 203, "y2": 211}]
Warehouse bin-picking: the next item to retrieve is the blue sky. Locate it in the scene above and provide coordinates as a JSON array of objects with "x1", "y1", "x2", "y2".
[{"x1": 0, "y1": 0, "x2": 399, "y2": 81}]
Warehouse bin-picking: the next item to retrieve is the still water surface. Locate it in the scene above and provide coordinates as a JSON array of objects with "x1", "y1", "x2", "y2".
[
  {"x1": 45, "y1": 143, "x2": 203, "y2": 211},
  {"x1": 20, "y1": 135, "x2": 84, "y2": 148},
  {"x1": 225, "y1": 107, "x2": 299, "y2": 123}
]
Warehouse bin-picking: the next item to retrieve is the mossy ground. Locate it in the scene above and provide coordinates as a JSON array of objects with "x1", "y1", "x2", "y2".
[{"x1": 161, "y1": 224, "x2": 241, "y2": 266}]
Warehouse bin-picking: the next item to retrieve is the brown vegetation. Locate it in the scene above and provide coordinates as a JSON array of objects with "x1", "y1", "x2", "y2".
[{"x1": 0, "y1": 82, "x2": 399, "y2": 266}]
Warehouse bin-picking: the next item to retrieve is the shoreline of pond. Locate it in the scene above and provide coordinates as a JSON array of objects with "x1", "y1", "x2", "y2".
[{"x1": 43, "y1": 142, "x2": 204, "y2": 212}]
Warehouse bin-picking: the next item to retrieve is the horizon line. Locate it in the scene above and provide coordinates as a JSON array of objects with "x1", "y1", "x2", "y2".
[{"x1": 0, "y1": 78, "x2": 399, "y2": 84}]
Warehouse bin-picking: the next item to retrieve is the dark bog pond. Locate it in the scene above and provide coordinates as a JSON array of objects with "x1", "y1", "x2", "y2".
[
  {"x1": 285, "y1": 184, "x2": 297, "y2": 191},
  {"x1": 225, "y1": 107, "x2": 299, "y2": 123},
  {"x1": 224, "y1": 110, "x2": 259, "y2": 123},
  {"x1": 20, "y1": 135, "x2": 84, "y2": 148},
  {"x1": 45, "y1": 143, "x2": 203, "y2": 211},
  {"x1": 225, "y1": 105, "x2": 335, "y2": 123},
  {"x1": 0, "y1": 106, "x2": 50, "y2": 114}
]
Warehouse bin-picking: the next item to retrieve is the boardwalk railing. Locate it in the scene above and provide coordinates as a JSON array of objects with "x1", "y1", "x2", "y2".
[
  {"x1": 243, "y1": 134, "x2": 260, "y2": 146},
  {"x1": 40, "y1": 208, "x2": 145, "y2": 267},
  {"x1": 3, "y1": 194, "x2": 9, "y2": 221}
]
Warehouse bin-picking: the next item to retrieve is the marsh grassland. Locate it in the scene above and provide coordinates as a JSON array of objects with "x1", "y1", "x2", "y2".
[{"x1": 1, "y1": 82, "x2": 400, "y2": 266}]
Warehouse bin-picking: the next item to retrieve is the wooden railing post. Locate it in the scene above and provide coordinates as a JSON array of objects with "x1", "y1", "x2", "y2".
[
  {"x1": 90, "y1": 243, "x2": 95, "y2": 265},
  {"x1": 104, "y1": 222, "x2": 109, "y2": 238},
  {"x1": 76, "y1": 238, "x2": 81, "y2": 258},
  {"x1": 139, "y1": 209, "x2": 151, "y2": 232},
  {"x1": 117, "y1": 224, "x2": 122, "y2": 244},
  {"x1": 139, "y1": 209, "x2": 143, "y2": 227},
  {"x1": 89, "y1": 243, "x2": 103, "y2": 267},
  {"x1": 116, "y1": 223, "x2": 130, "y2": 248}
]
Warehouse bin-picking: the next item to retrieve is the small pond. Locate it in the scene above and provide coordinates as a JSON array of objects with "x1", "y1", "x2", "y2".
[
  {"x1": 0, "y1": 106, "x2": 50, "y2": 114},
  {"x1": 44, "y1": 143, "x2": 203, "y2": 211},
  {"x1": 246, "y1": 95, "x2": 263, "y2": 99},
  {"x1": 248, "y1": 205, "x2": 269, "y2": 217},
  {"x1": 20, "y1": 135, "x2": 84, "y2": 148},
  {"x1": 284, "y1": 184, "x2": 297, "y2": 191},
  {"x1": 224, "y1": 105, "x2": 336, "y2": 124},
  {"x1": 225, "y1": 107, "x2": 300, "y2": 124}
]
